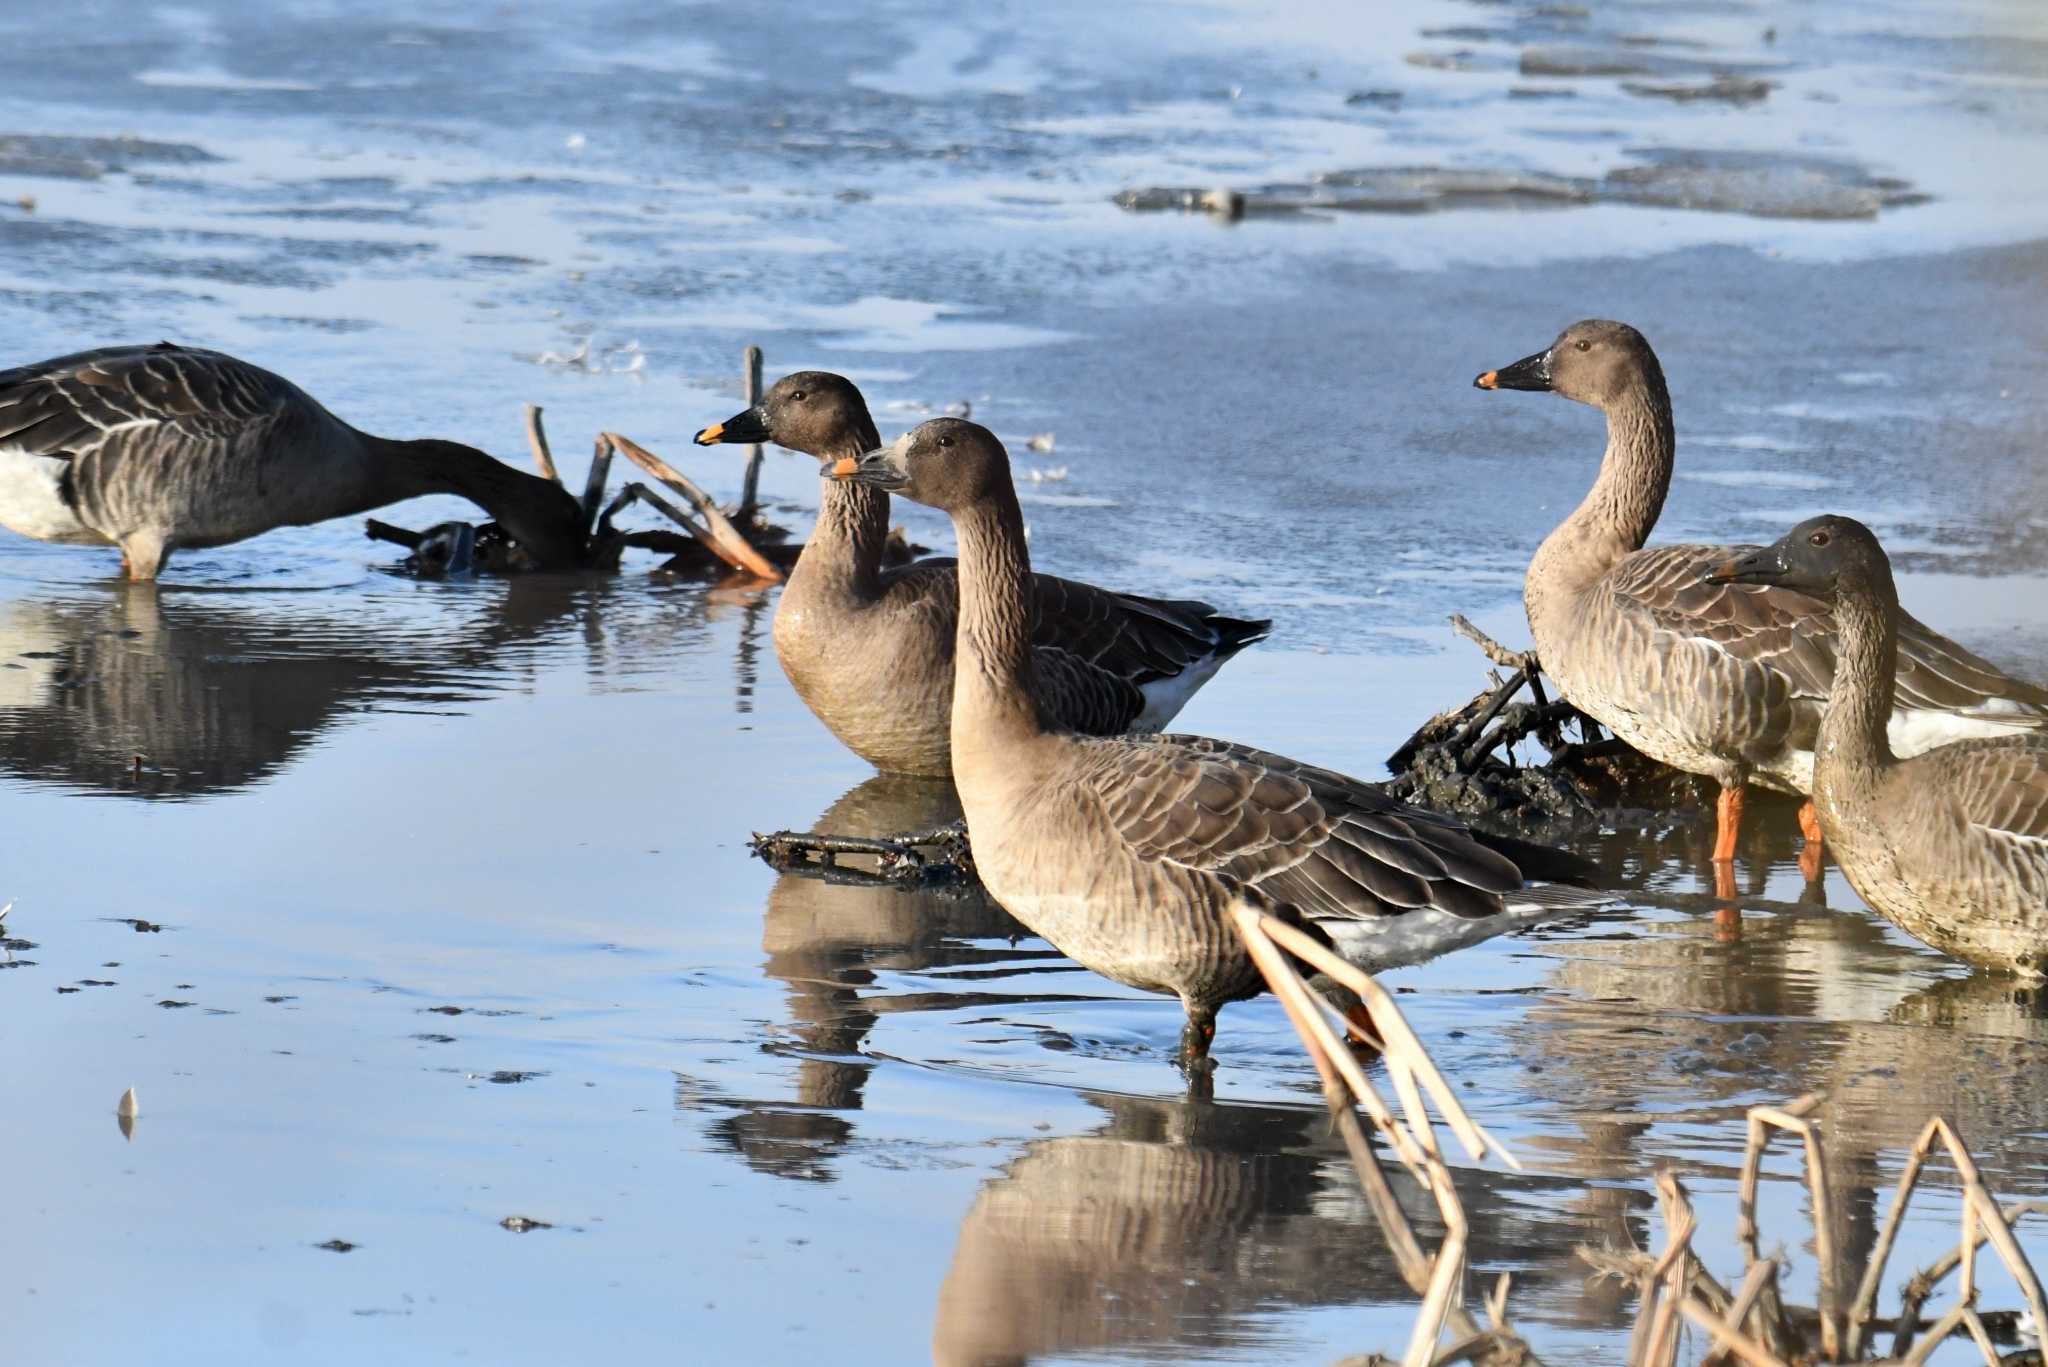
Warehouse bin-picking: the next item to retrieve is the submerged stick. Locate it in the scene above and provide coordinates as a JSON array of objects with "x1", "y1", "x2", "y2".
[
  {"x1": 524, "y1": 403, "x2": 563, "y2": 485},
  {"x1": 605, "y1": 431, "x2": 782, "y2": 581},
  {"x1": 738, "y1": 344, "x2": 765, "y2": 522}
]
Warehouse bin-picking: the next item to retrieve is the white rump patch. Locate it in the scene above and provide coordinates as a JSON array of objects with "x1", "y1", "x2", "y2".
[
  {"x1": 1133, "y1": 652, "x2": 1227, "y2": 731},
  {"x1": 0, "y1": 450, "x2": 108, "y2": 545},
  {"x1": 1890, "y1": 707, "x2": 2043, "y2": 757}
]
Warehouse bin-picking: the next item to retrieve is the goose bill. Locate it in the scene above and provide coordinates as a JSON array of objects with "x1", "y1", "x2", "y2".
[
  {"x1": 694, "y1": 406, "x2": 770, "y2": 446},
  {"x1": 1473, "y1": 349, "x2": 1552, "y2": 392},
  {"x1": 825, "y1": 449, "x2": 909, "y2": 490}
]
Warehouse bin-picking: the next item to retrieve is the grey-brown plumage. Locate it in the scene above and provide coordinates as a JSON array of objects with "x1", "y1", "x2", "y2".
[
  {"x1": 837, "y1": 418, "x2": 1603, "y2": 1061},
  {"x1": 1711, "y1": 517, "x2": 2048, "y2": 977},
  {"x1": 0, "y1": 343, "x2": 586, "y2": 578},
  {"x1": 1476, "y1": 320, "x2": 2048, "y2": 865},
  {"x1": 696, "y1": 372, "x2": 1268, "y2": 777}
]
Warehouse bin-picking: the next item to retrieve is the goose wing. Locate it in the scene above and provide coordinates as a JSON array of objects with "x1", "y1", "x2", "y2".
[
  {"x1": 1610, "y1": 544, "x2": 2048, "y2": 721},
  {"x1": 0, "y1": 343, "x2": 300, "y2": 460},
  {"x1": 1027, "y1": 574, "x2": 1269, "y2": 683},
  {"x1": 1077, "y1": 733, "x2": 1528, "y2": 921},
  {"x1": 1935, "y1": 738, "x2": 2048, "y2": 862}
]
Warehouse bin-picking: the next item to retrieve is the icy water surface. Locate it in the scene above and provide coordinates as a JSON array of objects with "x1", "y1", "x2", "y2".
[{"x1": 5, "y1": 0, "x2": 2048, "y2": 1363}]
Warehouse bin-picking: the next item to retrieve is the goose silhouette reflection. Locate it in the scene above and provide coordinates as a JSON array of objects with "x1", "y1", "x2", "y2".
[
  {"x1": 682, "y1": 774, "x2": 1034, "y2": 1181},
  {"x1": 0, "y1": 579, "x2": 634, "y2": 798}
]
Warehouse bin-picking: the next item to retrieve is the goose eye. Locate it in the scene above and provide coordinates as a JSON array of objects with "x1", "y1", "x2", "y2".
[
  {"x1": 1574, "y1": 339, "x2": 1591, "y2": 352},
  {"x1": 938, "y1": 435, "x2": 954, "y2": 448},
  {"x1": 790, "y1": 390, "x2": 807, "y2": 402},
  {"x1": 1809, "y1": 530, "x2": 1831, "y2": 547}
]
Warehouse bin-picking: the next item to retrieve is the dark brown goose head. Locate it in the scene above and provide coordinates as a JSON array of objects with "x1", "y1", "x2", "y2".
[
  {"x1": 828, "y1": 418, "x2": 1009, "y2": 512},
  {"x1": 1705, "y1": 515, "x2": 1894, "y2": 600},
  {"x1": 1473, "y1": 318, "x2": 1665, "y2": 409},
  {"x1": 695, "y1": 370, "x2": 877, "y2": 457}
]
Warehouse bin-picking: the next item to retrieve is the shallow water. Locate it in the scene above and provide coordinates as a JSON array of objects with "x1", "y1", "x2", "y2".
[{"x1": 5, "y1": 0, "x2": 2048, "y2": 1363}]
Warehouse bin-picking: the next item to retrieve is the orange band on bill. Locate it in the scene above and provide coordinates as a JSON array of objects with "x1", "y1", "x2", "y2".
[
  {"x1": 1475, "y1": 370, "x2": 1499, "y2": 389},
  {"x1": 830, "y1": 456, "x2": 858, "y2": 479},
  {"x1": 693, "y1": 423, "x2": 725, "y2": 446}
]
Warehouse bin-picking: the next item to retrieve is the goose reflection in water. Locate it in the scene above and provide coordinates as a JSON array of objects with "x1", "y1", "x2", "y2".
[
  {"x1": 931, "y1": 1091, "x2": 1616, "y2": 1365},
  {"x1": 677, "y1": 773, "x2": 1032, "y2": 1181},
  {"x1": 0, "y1": 577, "x2": 676, "y2": 799}
]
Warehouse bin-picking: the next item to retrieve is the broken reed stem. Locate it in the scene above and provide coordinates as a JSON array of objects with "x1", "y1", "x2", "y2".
[
  {"x1": 605, "y1": 430, "x2": 782, "y2": 581},
  {"x1": 1675, "y1": 1296, "x2": 1794, "y2": 1367},
  {"x1": 1889, "y1": 1200, "x2": 2048, "y2": 1359},
  {"x1": 524, "y1": 403, "x2": 562, "y2": 485},
  {"x1": 1255, "y1": 913, "x2": 1514, "y2": 1168},
  {"x1": 738, "y1": 344, "x2": 764, "y2": 521},
  {"x1": 1231, "y1": 907, "x2": 1436, "y2": 1182}
]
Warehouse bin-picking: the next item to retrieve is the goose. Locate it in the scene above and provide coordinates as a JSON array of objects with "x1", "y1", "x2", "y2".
[
  {"x1": 1474, "y1": 320, "x2": 2048, "y2": 887},
  {"x1": 0, "y1": 342, "x2": 587, "y2": 578},
  {"x1": 1709, "y1": 517, "x2": 2048, "y2": 977},
  {"x1": 696, "y1": 371, "x2": 1270, "y2": 777},
  {"x1": 829, "y1": 418, "x2": 1603, "y2": 1064}
]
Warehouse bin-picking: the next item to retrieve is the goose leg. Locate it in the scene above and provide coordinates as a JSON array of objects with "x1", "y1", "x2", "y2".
[
  {"x1": 1177, "y1": 1002, "x2": 1218, "y2": 1073},
  {"x1": 1796, "y1": 800, "x2": 1825, "y2": 882},
  {"x1": 1711, "y1": 784, "x2": 1743, "y2": 911}
]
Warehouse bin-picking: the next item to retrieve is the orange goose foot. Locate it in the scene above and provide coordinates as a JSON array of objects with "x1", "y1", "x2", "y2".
[{"x1": 1796, "y1": 799, "x2": 1826, "y2": 883}]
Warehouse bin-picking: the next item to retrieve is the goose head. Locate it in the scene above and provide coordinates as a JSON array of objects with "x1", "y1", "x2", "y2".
[
  {"x1": 826, "y1": 418, "x2": 1010, "y2": 513},
  {"x1": 1704, "y1": 515, "x2": 1893, "y2": 600},
  {"x1": 1474, "y1": 319, "x2": 1661, "y2": 409},
  {"x1": 696, "y1": 370, "x2": 871, "y2": 457}
]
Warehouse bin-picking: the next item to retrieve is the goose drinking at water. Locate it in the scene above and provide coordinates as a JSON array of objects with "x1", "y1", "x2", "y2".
[{"x1": 0, "y1": 343, "x2": 587, "y2": 579}]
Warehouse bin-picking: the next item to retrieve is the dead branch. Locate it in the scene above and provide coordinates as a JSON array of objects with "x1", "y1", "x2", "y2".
[
  {"x1": 582, "y1": 434, "x2": 613, "y2": 537},
  {"x1": 364, "y1": 518, "x2": 424, "y2": 550},
  {"x1": 737, "y1": 344, "x2": 765, "y2": 523},
  {"x1": 1449, "y1": 614, "x2": 1537, "y2": 671},
  {"x1": 605, "y1": 430, "x2": 782, "y2": 581},
  {"x1": 524, "y1": 403, "x2": 562, "y2": 485}
]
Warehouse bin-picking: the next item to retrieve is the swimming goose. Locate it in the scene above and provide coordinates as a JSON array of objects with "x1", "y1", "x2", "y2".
[
  {"x1": 1709, "y1": 517, "x2": 2048, "y2": 976},
  {"x1": 830, "y1": 419, "x2": 1601, "y2": 1063},
  {"x1": 1475, "y1": 320, "x2": 2048, "y2": 883},
  {"x1": 697, "y1": 372, "x2": 1269, "y2": 777},
  {"x1": 0, "y1": 343, "x2": 587, "y2": 578}
]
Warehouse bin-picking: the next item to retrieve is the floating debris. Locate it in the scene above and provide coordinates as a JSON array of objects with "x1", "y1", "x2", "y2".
[
  {"x1": 1623, "y1": 74, "x2": 1775, "y2": 105},
  {"x1": 316, "y1": 1239, "x2": 357, "y2": 1253},
  {"x1": 0, "y1": 131, "x2": 218, "y2": 181},
  {"x1": 1344, "y1": 88, "x2": 1403, "y2": 107},
  {"x1": 0, "y1": 898, "x2": 11, "y2": 922},
  {"x1": 500, "y1": 1216, "x2": 553, "y2": 1233},
  {"x1": 1024, "y1": 433, "x2": 1055, "y2": 453},
  {"x1": 1116, "y1": 147, "x2": 1925, "y2": 223},
  {"x1": 116, "y1": 1087, "x2": 139, "y2": 1141},
  {"x1": 1024, "y1": 465, "x2": 1068, "y2": 483},
  {"x1": 1605, "y1": 146, "x2": 1928, "y2": 219}
]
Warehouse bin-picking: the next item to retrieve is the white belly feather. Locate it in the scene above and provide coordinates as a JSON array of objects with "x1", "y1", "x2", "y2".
[{"x1": 0, "y1": 450, "x2": 109, "y2": 545}]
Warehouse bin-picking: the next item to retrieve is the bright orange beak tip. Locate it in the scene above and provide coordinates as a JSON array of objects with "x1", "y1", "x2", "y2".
[
  {"x1": 693, "y1": 423, "x2": 724, "y2": 446},
  {"x1": 829, "y1": 456, "x2": 858, "y2": 479},
  {"x1": 1474, "y1": 370, "x2": 1499, "y2": 390}
]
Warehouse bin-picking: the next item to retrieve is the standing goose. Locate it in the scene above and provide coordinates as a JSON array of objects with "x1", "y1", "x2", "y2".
[
  {"x1": 1475, "y1": 320, "x2": 2048, "y2": 886},
  {"x1": 0, "y1": 343, "x2": 587, "y2": 578},
  {"x1": 696, "y1": 372, "x2": 1269, "y2": 777},
  {"x1": 831, "y1": 418, "x2": 1602, "y2": 1063},
  {"x1": 1709, "y1": 517, "x2": 2048, "y2": 976}
]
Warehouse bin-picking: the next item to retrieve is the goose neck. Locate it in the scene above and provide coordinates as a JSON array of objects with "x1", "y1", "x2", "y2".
[
  {"x1": 1818, "y1": 577, "x2": 1901, "y2": 774},
  {"x1": 1527, "y1": 376, "x2": 1676, "y2": 618},
  {"x1": 949, "y1": 487, "x2": 1046, "y2": 750}
]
